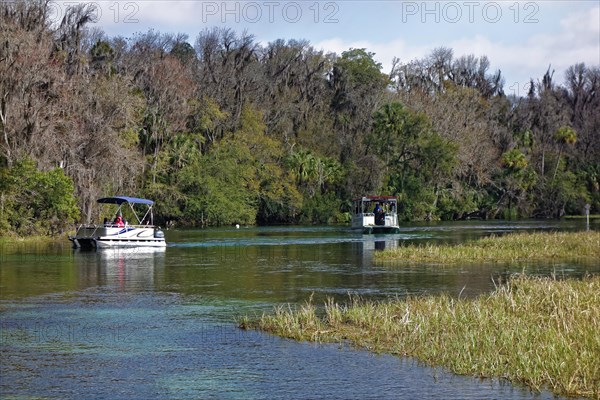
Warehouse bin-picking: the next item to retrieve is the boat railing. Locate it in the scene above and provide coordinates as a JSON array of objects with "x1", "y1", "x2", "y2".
[
  {"x1": 357, "y1": 212, "x2": 398, "y2": 217},
  {"x1": 75, "y1": 224, "x2": 161, "y2": 237}
]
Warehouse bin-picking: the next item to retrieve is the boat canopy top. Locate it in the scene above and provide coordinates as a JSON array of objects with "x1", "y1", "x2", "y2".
[
  {"x1": 353, "y1": 196, "x2": 397, "y2": 203},
  {"x1": 97, "y1": 196, "x2": 154, "y2": 205}
]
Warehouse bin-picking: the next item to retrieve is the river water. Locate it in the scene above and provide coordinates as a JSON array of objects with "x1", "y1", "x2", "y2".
[{"x1": 1, "y1": 220, "x2": 598, "y2": 399}]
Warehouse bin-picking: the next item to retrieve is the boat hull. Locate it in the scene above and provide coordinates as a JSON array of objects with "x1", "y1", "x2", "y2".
[
  {"x1": 351, "y1": 215, "x2": 399, "y2": 234},
  {"x1": 69, "y1": 225, "x2": 166, "y2": 249},
  {"x1": 358, "y1": 226, "x2": 400, "y2": 234},
  {"x1": 95, "y1": 238, "x2": 166, "y2": 248}
]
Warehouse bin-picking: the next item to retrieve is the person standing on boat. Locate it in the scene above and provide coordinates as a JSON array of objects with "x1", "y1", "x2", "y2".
[
  {"x1": 374, "y1": 203, "x2": 385, "y2": 225},
  {"x1": 373, "y1": 203, "x2": 384, "y2": 225},
  {"x1": 373, "y1": 203, "x2": 382, "y2": 215}
]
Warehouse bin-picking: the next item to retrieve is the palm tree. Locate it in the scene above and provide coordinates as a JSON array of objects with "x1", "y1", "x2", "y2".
[{"x1": 552, "y1": 126, "x2": 577, "y2": 182}]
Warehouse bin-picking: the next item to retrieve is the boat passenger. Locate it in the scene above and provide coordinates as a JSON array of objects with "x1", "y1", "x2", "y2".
[
  {"x1": 114, "y1": 215, "x2": 125, "y2": 227},
  {"x1": 374, "y1": 203, "x2": 385, "y2": 226},
  {"x1": 373, "y1": 203, "x2": 382, "y2": 215}
]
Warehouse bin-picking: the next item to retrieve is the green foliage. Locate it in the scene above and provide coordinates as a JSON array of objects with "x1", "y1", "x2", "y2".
[
  {"x1": 369, "y1": 102, "x2": 457, "y2": 220},
  {"x1": 119, "y1": 127, "x2": 141, "y2": 149},
  {"x1": 287, "y1": 149, "x2": 343, "y2": 197},
  {"x1": 534, "y1": 169, "x2": 589, "y2": 218},
  {"x1": 335, "y1": 48, "x2": 387, "y2": 86},
  {"x1": 0, "y1": 158, "x2": 79, "y2": 235},
  {"x1": 515, "y1": 130, "x2": 533, "y2": 149},
  {"x1": 175, "y1": 137, "x2": 256, "y2": 226},
  {"x1": 554, "y1": 126, "x2": 577, "y2": 145},
  {"x1": 2, "y1": 2, "x2": 598, "y2": 230},
  {"x1": 164, "y1": 132, "x2": 203, "y2": 171},
  {"x1": 90, "y1": 40, "x2": 115, "y2": 75},
  {"x1": 143, "y1": 182, "x2": 185, "y2": 222},
  {"x1": 497, "y1": 150, "x2": 538, "y2": 218},
  {"x1": 170, "y1": 41, "x2": 196, "y2": 65},
  {"x1": 436, "y1": 185, "x2": 488, "y2": 220},
  {"x1": 580, "y1": 164, "x2": 600, "y2": 213},
  {"x1": 299, "y1": 192, "x2": 348, "y2": 224},
  {"x1": 418, "y1": 132, "x2": 457, "y2": 184},
  {"x1": 234, "y1": 106, "x2": 303, "y2": 224},
  {"x1": 187, "y1": 96, "x2": 228, "y2": 152},
  {"x1": 154, "y1": 104, "x2": 303, "y2": 226},
  {"x1": 502, "y1": 149, "x2": 528, "y2": 171}
]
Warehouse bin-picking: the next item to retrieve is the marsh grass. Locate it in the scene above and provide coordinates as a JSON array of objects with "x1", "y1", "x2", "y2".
[
  {"x1": 374, "y1": 231, "x2": 600, "y2": 264},
  {"x1": 241, "y1": 275, "x2": 600, "y2": 399},
  {"x1": 0, "y1": 235, "x2": 64, "y2": 245}
]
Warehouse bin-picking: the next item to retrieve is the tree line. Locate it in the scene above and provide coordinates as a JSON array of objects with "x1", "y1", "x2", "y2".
[{"x1": 1, "y1": 1, "x2": 598, "y2": 235}]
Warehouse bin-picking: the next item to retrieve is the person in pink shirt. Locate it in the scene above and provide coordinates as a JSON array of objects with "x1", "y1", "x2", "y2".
[{"x1": 114, "y1": 215, "x2": 125, "y2": 227}]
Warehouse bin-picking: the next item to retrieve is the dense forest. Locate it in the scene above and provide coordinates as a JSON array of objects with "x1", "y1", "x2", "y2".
[{"x1": 1, "y1": 1, "x2": 599, "y2": 235}]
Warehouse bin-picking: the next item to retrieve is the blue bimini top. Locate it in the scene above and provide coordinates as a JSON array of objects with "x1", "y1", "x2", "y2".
[{"x1": 97, "y1": 196, "x2": 154, "y2": 205}]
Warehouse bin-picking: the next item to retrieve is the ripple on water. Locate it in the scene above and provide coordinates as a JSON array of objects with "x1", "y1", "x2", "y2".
[
  {"x1": 1, "y1": 289, "x2": 570, "y2": 399},
  {"x1": 2, "y1": 222, "x2": 595, "y2": 399}
]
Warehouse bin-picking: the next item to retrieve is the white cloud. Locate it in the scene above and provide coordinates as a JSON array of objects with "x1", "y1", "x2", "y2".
[
  {"x1": 560, "y1": 5, "x2": 600, "y2": 39},
  {"x1": 314, "y1": 5, "x2": 599, "y2": 91},
  {"x1": 91, "y1": 0, "x2": 598, "y2": 91},
  {"x1": 135, "y1": 2, "x2": 200, "y2": 26},
  {"x1": 313, "y1": 38, "x2": 430, "y2": 72},
  {"x1": 96, "y1": 1, "x2": 213, "y2": 36}
]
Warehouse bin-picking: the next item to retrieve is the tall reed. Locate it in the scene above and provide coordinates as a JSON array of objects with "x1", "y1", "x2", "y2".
[{"x1": 241, "y1": 275, "x2": 600, "y2": 399}]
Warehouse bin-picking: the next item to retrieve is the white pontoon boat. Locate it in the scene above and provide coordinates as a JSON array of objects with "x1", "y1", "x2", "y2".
[
  {"x1": 351, "y1": 196, "x2": 400, "y2": 234},
  {"x1": 69, "y1": 196, "x2": 166, "y2": 249}
]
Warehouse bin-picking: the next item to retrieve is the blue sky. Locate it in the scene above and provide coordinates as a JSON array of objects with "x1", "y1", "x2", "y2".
[{"x1": 62, "y1": 1, "x2": 599, "y2": 94}]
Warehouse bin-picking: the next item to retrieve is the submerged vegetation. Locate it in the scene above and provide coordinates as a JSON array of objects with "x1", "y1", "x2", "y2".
[
  {"x1": 1, "y1": 1, "x2": 600, "y2": 235},
  {"x1": 375, "y1": 231, "x2": 600, "y2": 264},
  {"x1": 241, "y1": 275, "x2": 600, "y2": 399}
]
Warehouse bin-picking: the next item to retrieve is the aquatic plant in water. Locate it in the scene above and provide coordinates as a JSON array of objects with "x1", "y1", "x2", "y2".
[{"x1": 242, "y1": 275, "x2": 600, "y2": 399}]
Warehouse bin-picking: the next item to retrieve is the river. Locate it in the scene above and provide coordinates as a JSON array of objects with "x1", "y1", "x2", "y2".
[{"x1": 1, "y1": 220, "x2": 597, "y2": 399}]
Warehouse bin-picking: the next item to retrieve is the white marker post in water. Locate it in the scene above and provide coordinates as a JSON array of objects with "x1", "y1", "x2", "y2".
[{"x1": 584, "y1": 204, "x2": 590, "y2": 231}]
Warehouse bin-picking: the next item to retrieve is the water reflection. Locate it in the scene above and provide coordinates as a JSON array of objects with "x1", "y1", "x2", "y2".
[{"x1": 77, "y1": 248, "x2": 166, "y2": 290}]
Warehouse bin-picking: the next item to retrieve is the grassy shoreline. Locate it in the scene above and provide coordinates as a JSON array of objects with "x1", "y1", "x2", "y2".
[
  {"x1": 374, "y1": 231, "x2": 600, "y2": 264},
  {"x1": 241, "y1": 275, "x2": 600, "y2": 398},
  {"x1": 0, "y1": 235, "x2": 66, "y2": 246}
]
